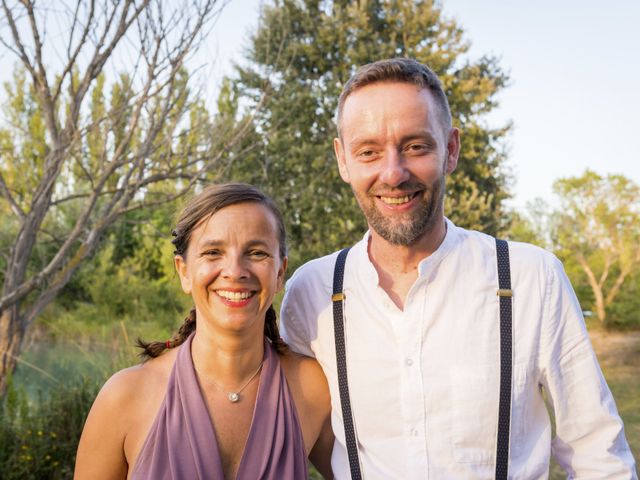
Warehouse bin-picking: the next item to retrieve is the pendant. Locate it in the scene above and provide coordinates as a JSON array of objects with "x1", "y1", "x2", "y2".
[{"x1": 228, "y1": 392, "x2": 240, "y2": 403}]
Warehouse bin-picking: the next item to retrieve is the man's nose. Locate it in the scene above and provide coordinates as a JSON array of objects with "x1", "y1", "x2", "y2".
[{"x1": 379, "y1": 149, "x2": 410, "y2": 187}]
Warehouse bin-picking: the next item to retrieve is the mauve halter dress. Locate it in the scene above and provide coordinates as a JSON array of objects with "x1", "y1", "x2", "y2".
[{"x1": 131, "y1": 333, "x2": 308, "y2": 479}]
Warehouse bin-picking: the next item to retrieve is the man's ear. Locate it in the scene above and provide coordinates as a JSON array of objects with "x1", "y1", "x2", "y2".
[
  {"x1": 334, "y1": 137, "x2": 350, "y2": 183},
  {"x1": 175, "y1": 255, "x2": 192, "y2": 294},
  {"x1": 445, "y1": 127, "x2": 460, "y2": 175}
]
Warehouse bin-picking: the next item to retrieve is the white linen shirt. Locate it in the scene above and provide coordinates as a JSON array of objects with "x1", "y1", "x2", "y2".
[{"x1": 281, "y1": 219, "x2": 637, "y2": 479}]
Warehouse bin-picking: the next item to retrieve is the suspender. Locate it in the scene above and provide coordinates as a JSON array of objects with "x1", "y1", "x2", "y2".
[
  {"x1": 494, "y1": 238, "x2": 513, "y2": 480},
  {"x1": 332, "y1": 239, "x2": 513, "y2": 480},
  {"x1": 332, "y1": 247, "x2": 362, "y2": 479}
]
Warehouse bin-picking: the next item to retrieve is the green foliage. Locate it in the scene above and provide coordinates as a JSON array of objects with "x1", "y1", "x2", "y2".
[
  {"x1": 552, "y1": 171, "x2": 640, "y2": 262},
  {"x1": 604, "y1": 270, "x2": 640, "y2": 329},
  {"x1": 0, "y1": 377, "x2": 100, "y2": 480},
  {"x1": 551, "y1": 170, "x2": 640, "y2": 326},
  {"x1": 41, "y1": 224, "x2": 190, "y2": 344},
  {"x1": 502, "y1": 210, "x2": 546, "y2": 247},
  {"x1": 222, "y1": 0, "x2": 511, "y2": 269},
  {"x1": 0, "y1": 69, "x2": 48, "y2": 210}
]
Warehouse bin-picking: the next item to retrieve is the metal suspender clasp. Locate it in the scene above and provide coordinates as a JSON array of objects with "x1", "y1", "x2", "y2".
[
  {"x1": 497, "y1": 289, "x2": 513, "y2": 297},
  {"x1": 332, "y1": 292, "x2": 345, "y2": 302}
]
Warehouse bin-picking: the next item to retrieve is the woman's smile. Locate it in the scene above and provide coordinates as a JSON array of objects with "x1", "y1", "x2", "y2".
[
  {"x1": 214, "y1": 288, "x2": 257, "y2": 307},
  {"x1": 175, "y1": 201, "x2": 286, "y2": 334}
]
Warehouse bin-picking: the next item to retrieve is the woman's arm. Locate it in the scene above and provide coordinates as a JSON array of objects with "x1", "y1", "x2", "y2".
[
  {"x1": 309, "y1": 413, "x2": 334, "y2": 479},
  {"x1": 283, "y1": 354, "x2": 334, "y2": 479},
  {"x1": 74, "y1": 370, "x2": 136, "y2": 480}
]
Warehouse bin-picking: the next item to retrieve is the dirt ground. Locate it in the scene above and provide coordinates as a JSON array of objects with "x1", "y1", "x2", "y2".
[{"x1": 588, "y1": 328, "x2": 640, "y2": 368}]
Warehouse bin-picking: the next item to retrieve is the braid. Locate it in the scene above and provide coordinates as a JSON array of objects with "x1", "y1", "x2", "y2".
[
  {"x1": 136, "y1": 308, "x2": 197, "y2": 360},
  {"x1": 138, "y1": 305, "x2": 288, "y2": 359},
  {"x1": 264, "y1": 305, "x2": 288, "y2": 354}
]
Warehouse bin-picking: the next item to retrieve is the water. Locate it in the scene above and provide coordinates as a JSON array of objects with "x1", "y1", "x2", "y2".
[{"x1": 12, "y1": 338, "x2": 134, "y2": 400}]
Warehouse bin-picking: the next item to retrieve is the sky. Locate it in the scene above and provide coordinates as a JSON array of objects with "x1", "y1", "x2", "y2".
[
  {"x1": 206, "y1": 0, "x2": 640, "y2": 210},
  {"x1": 2, "y1": 0, "x2": 638, "y2": 210}
]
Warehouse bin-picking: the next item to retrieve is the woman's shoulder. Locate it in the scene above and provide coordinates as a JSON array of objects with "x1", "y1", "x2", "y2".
[
  {"x1": 105, "y1": 349, "x2": 175, "y2": 401},
  {"x1": 90, "y1": 348, "x2": 177, "y2": 432},
  {"x1": 280, "y1": 349, "x2": 322, "y2": 378},
  {"x1": 279, "y1": 349, "x2": 332, "y2": 461},
  {"x1": 75, "y1": 349, "x2": 178, "y2": 478},
  {"x1": 280, "y1": 350, "x2": 330, "y2": 410}
]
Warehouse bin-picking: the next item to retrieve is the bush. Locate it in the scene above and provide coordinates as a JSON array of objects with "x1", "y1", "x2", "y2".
[
  {"x1": 0, "y1": 377, "x2": 101, "y2": 479},
  {"x1": 605, "y1": 271, "x2": 640, "y2": 329}
]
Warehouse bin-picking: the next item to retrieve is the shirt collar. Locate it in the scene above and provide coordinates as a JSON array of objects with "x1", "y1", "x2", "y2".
[
  {"x1": 352, "y1": 217, "x2": 460, "y2": 282},
  {"x1": 417, "y1": 217, "x2": 459, "y2": 276}
]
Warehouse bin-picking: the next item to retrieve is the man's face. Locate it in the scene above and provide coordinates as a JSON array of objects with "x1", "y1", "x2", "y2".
[{"x1": 334, "y1": 81, "x2": 459, "y2": 246}]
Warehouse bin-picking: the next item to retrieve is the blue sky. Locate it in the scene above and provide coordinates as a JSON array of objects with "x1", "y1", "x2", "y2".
[
  {"x1": 207, "y1": 0, "x2": 640, "y2": 210},
  {"x1": 2, "y1": 1, "x2": 638, "y2": 210}
]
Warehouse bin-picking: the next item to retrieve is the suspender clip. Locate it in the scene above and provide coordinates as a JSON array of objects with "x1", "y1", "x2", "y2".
[
  {"x1": 497, "y1": 289, "x2": 512, "y2": 297},
  {"x1": 331, "y1": 293, "x2": 345, "y2": 302}
]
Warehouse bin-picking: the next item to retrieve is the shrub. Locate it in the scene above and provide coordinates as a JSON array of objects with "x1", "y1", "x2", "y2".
[{"x1": 0, "y1": 377, "x2": 100, "y2": 479}]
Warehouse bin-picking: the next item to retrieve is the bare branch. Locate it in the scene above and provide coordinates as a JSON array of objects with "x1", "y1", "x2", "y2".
[
  {"x1": 1, "y1": 0, "x2": 38, "y2": 81},
  {"x1": 0, "y1": 0, "x2": 243, "y2": 391},
  {"x1": 67, "y1": 1, "x2": 148, "y2": 128},
  {"x1": 597, "y1": 253, "x2": 611, "y2": 289},
  {"x1": 23, "y1": 1, "x2": 60, "y2": 139},
  {"x1": 576, "y1": 252, "x2": 605, "y2": 322},
  {"x1": 0, "y1": 171, "x2": 25, "y2": 221},
  {"x1": 23, "y1": 238, "x2": 97, "y2": 329},
  {"x1": 52, "y1": 0, "x2": 96, "y2": 103},
  {"x1": 605, "y1": 268, "x2": 630, "y2": 307}
]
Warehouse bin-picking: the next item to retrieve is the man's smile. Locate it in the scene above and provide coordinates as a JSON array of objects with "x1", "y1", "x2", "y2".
[{"x1": 378, "y1": 192, "x2": 419, "y2": 205}]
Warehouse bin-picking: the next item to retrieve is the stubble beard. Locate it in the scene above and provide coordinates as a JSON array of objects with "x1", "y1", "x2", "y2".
[{"x1": 354, "y1": 176, "x2": 446, "y2": 246}]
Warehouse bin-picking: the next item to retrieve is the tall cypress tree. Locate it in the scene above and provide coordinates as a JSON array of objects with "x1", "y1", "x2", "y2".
[{"x1": 223, "y1": 0, "x2": 510, "y2": 269}]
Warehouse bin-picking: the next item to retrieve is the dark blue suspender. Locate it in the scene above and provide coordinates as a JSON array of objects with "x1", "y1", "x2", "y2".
[
  {"x1": 494, "y1": 238, "x2": 513, "y2": 480},
  {"x1": 332, "y1": 247, "x2": 361, "y2": 479},
  {"x1": 332, "y1": 238, "x2": 513, "y2": 479}
]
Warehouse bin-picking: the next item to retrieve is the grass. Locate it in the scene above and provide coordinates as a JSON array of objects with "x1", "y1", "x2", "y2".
[
  {"x1": 0, "y1": 376, "x2": 101, "y2": 480},
  {"x1": 3, "y1": 327, "x2": 638, "y2": 478}
]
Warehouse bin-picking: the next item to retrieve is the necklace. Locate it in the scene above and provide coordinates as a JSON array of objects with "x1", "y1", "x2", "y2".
[{"x1": 204, "y1": 360, "x2": 264, "y2": 403}]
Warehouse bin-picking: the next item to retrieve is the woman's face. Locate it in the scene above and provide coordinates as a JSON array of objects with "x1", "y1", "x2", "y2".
[{"x1": 175, "y1": 202, "x2": 287, "y2": 335}]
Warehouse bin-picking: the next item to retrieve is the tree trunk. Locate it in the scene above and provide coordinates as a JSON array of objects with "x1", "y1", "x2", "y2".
[
  {"x1": 0, "y1": 306, "x2": 26, "y2": 396},
  {"x1": 577, "y1": 253, "x2": 607, "y2": 326},
  {"x1": 594, "y1": 290, "x2": 606, "y2": 326}
]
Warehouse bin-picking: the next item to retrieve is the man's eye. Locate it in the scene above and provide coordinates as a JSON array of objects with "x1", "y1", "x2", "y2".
[
  {"x1": 406, "y1": 143, "x2": 428, "y2": 153},
  {"x1": 249, "y1": 250, "x2": 269, "y2": 259},
  {"x1": 356, "y1": 149, "x2": 377, "y2": 160}
]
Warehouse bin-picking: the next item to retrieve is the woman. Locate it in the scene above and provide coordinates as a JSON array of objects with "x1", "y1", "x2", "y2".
[{"x1": 75, "y1": 183, "x2": 333, "y2": 479}]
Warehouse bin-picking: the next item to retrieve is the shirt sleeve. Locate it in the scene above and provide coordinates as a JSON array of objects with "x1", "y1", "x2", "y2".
[
  {"x1": 539, "y1": 255, "x2": 637, "y2": 478},
  {"x1": 280, "y1": 274, "x2": 316, "y2": 358}
]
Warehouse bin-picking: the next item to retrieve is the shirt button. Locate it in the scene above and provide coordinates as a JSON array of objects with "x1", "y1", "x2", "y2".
[
  {"x1": 410, "y1": 428, "x2": 419, "y2": 436},
  {"x1": 405, "y1": 358, "x2": 413, "y2": 366}
]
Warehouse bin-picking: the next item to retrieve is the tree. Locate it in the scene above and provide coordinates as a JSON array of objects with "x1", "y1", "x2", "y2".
[
  {"x1": 551, "y1": 170, "x2": 640, "y2": 326},
  {"x1": 222, "y1": 0, "x2": 510, "y2": 269},
  {"x1": 0, "y1": 0, "x2": 248, "y2": 394}
]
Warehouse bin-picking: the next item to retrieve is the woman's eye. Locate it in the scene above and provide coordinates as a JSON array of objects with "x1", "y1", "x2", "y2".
[{"x1": 202, "y1": 249, "x2": 221, "y2": 257}]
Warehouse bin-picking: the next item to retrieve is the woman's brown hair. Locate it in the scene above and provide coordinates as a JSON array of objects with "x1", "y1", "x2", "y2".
[{"x1": 136, "y1": 183, "x2": 289, "y2": 359}]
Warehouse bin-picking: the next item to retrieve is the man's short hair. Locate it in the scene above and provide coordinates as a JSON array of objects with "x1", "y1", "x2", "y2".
[{"x1": 336, "y1": 57, "x2": 452, "y2": 137}]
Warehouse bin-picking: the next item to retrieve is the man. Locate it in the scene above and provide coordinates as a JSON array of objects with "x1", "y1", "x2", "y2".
[
  {"x1": 282, "y1": 59, "x2": 637, "y2": 479},
  {"x1": 280, "y1": 58, "x2": 637, "y2": 478}
]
